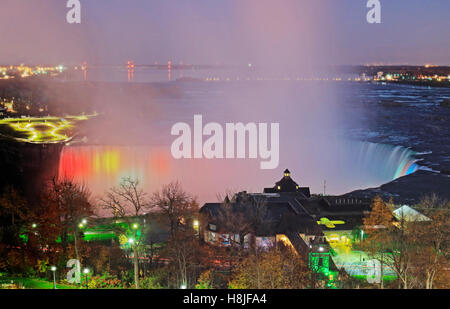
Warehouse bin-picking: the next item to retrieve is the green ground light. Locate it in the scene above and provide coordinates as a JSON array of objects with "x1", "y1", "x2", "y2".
[
  {"x1": 0, "y1": 114, "x2": 94, "y2": 143},
  {"x1": 6, "y1": 278, "x2": 79, "y2": 289}
]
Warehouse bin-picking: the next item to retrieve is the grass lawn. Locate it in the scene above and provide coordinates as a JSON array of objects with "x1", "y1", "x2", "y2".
[
  {"x1": 3, "y1": 277, "x2": 80, "y2": 289},
  {"x1": 351, "y1": 275, "x2": 398, "y2": 282}
]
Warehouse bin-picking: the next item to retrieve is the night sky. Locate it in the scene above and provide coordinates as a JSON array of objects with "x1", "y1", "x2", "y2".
[{"x1": 0, "y1": 0, "x2": 449, "y2": 65}]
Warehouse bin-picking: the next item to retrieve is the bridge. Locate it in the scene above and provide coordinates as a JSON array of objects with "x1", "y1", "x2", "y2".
[{"x1": 77, "y1": 61, "x2": 230, "y2": 81}]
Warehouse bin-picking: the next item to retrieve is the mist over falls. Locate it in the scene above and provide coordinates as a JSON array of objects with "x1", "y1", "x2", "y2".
[{"x1": 55, "y1": 81, "x2": 423, "y2": 207}]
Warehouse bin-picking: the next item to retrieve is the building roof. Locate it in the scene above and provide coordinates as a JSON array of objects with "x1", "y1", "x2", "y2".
[
  {"x1": 200, "y1": 194, "x2": 323, "y2": 237},
  {"x1": 393, "y1": 205, "x2": 431, "y2": 222},
  {"x1": 199, "y1": 169, "x2": 373, "y2": 258},
  {"x1": 263, "y1": 169, "x2": 311, "y2": 197}
]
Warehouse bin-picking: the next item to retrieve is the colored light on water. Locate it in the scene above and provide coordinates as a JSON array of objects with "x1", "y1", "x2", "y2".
[
  {"x1": 405, "y1": 163, "x2": 418, "y2": 175},
  {"x1": 58, "y1": 146, "x2": 173, "y2": 202},
  {"x1": 394, "y1": 161, "x2": 419, "y2": 179}
]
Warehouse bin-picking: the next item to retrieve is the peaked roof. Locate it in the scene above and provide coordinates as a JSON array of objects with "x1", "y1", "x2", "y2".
[
  {"x1": 393, "y1": 205, "x2": 430, "y2": 222},
  {"x1": 263, "y1": 169, "x2": 310, "y2": 196}
]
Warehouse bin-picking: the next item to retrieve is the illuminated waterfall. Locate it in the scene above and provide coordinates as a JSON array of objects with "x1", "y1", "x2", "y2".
[
  {"x1": 58, "y1": 142, "x2": 421, "y2": 204},
  {"x1": 58, "y1": 145, "x2": 172, "y2": 197},
  {"x1": 354, "y1": 142, "x2": 419, "y2": 180}
]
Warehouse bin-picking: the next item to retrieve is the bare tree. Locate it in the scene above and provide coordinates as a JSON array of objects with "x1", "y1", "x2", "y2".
[
  {"x1": 410, "y1": 195, "x2": 450, "y2": 289},
  {"x1": 362, "y1": 196, "x2": 395, "y2": 289},
  {"x1": 212, "y1": 192, "x2": 268, "y2": 275},
  {"x1": 229, "y1": 244, "x2": 310, "y2": 289},
  {"x1": 212, "y1": 194, "x2": 251, "y2": 273},
  {"x1": 362, "y1": 195, "x2": 450, "y2": 289},
  {"x1": 101, "y1": 177, "x2": 151, "y2": 289},
  {"x1": 0, "y1": 186, "x2": 35, "y2": 272},
  {"x1": 44, "y1": 179, "x2": 94, "y2": 267},
  {"x1": 151, "y1": 181, "x2": 198, "y2": 238},
  {"x1": 245, "y1": 194, "x2": 268, "y2": 252},
  {"x1": 215, "y1": 194, "x2": 250, "y2": 250},
  {"x1": 151, "y1": 181, "x2": 200, "y2": 288}
]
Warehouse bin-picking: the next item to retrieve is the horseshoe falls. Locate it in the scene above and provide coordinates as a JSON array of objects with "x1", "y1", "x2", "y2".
[{"x1": 354, "y1": 142, "x2": 420, "y2": 180}]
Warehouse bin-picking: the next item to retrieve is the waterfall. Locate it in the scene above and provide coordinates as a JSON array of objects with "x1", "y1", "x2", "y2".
[
  {"x1": 355, "y1": 141, "x2": 419, "y2": 180},
  {"x1": 58, "y1": 142, "x2": 422, "y2": 205}
]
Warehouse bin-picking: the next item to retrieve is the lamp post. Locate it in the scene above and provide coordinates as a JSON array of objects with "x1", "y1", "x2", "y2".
[
  {"x1": 83, "y1": 268, "x2": 90, "y2": 289},
  {"x1": 193, "y1": 220, "x2": 199, "y2": 237},
  {"x1": 51, "y1": 266, "x2": 57, "y2": 289}
]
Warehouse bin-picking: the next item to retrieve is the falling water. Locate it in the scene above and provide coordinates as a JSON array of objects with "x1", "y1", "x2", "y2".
[
  {"x1": 58, "y1": 141, "x2": 421, "y2": 207},
  {"x1": 354, "y1": 141, "x2": 419, "y2": 180}
]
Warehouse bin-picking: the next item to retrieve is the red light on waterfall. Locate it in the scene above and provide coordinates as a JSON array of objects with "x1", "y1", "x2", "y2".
[
  {"x1": 59, "y1": 147, "x2": 90, "y2": 180},
  {"x1": 150, "y1": 151, "x2": 171, "y2": 175}
]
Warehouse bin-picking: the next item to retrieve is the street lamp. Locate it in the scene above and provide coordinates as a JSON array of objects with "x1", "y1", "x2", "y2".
[
  {"x1": 83, "y1": 268, "x2": 90, "y2": 289},
  {"x1": 82, "y1": 219, "x2": 87, "y2": 225},
  {"x1": 51, "y1": 266, "x2": 57, "y2": 289},
  {"x1": 193, "y1": 220, "x2": 199, "y2": 236}
]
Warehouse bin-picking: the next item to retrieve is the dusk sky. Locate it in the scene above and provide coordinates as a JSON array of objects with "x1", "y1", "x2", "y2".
[{"x1": 0, "y1": 0, "x2": 449, "y2": 66}]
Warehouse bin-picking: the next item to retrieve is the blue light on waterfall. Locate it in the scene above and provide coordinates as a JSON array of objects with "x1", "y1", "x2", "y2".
[
  {"x1": 406, "y1": 163, "x2": 418, "y2": 176},
  {"x1": 356, "y1": 142, "x2": 419, "y2": 181}
]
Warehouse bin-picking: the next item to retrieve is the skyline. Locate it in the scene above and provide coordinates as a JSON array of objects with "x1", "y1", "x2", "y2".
[{"x1": 0, "y1": 0, "x2": 448, "y2": 66}]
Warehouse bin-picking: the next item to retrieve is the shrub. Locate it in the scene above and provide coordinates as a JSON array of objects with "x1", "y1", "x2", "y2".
[
  {"x1": 81, "y1": 272, "x2": 125, "y2": 289},
  {"x1": 140, "y1": 276, "x2": 162, "y2": 289}
]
